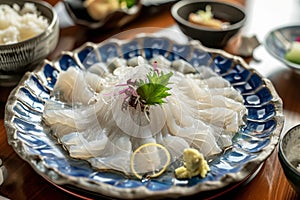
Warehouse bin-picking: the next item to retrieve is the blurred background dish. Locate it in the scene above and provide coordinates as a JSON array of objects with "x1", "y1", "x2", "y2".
[
  {"x1": 63, "y1": 0, "x2": 142, "y2": 29},
  {"x1": 141, "y1": 0, "x2": 177, "y2": 6},
  {"x1": 264, "y1": 25, "x2": 300, "y2": 71},
  {"x1": 0, "y1": 0, "x2": 59, "y2": 86},
  {"x1": 61, "y1": 0, "x2": 179, "y2": 29},
  {"x1": 278, "y1": 124, "x2": 300, "y2": 194},
  {"x1": 171, "y1": 0, "x2": 246, "y2": 48}
]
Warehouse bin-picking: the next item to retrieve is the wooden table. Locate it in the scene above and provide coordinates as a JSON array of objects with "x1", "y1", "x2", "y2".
[{"x1": 0, "y1": 0, "x2": 299, "y2": 199}]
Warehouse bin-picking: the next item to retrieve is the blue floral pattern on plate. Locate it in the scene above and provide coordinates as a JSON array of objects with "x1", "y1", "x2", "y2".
[{"x1": 4, "y1": 35, "x2": 284, "y2": 199}]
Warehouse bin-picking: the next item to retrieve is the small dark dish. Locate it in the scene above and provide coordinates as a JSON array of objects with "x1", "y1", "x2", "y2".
[
  {"x1": 63, "y1": 0, "x2": 142, "y2": 29},
  {"x1": 278, "y1": 124, "x2": 300, "y2": 193},
  {"x1": 142, "y1": 0, "x2": 178, "y2": 6},
  {"x1": 264, "y1": 25, "x2": 300, "y2": 71},
  {"x1": 171, "y1": 0, "x2": 246, "y2": 48}
]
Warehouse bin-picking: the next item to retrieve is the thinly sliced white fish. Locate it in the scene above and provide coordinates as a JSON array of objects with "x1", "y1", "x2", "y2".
[
  {"x1": 171, "y1": 59, "x2": 196, "y2": 74},
  {"x1": 53, "y1": 67, "x2": 94, "y2": 104},
  {"x1": 43, "y1": 56, "x2": 247, "y2": 175}
]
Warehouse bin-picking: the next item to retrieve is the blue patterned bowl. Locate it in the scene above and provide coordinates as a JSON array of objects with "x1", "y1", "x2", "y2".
[
  {"x1": 264, "y1": 25, "x2": 300, "y2": 71},
  {"x1": 4, "y1": 35, "x2": 284, "y2": 199},
  {"x1": 278, "y1": 124, "x2": 300, "y2": 193}
]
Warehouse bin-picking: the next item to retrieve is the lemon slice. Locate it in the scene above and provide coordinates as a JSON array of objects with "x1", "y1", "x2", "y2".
[{"x1": 130, "y1": 143, "x2": 171, "y2": 179}]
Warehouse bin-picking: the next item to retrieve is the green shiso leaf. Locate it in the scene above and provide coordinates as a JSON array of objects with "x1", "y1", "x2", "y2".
[
  {"x1": 136, "y1": 71, "x2": 173, "y2": 106},
  {"x1": 136, "y1": 83, "x2": 171, "y2": 105},
  {"x1": 147, "y1": 71, "x2": 173, "y2": 86}
]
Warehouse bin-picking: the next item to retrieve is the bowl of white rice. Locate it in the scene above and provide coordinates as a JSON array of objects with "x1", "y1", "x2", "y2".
[{"x1": 0, "y1": 0, "x2": 59, "y2": 73}]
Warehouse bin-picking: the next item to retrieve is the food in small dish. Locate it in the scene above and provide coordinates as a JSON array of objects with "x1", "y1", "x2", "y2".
[
  {"x1": 63, "y1": 0, "x2": 141, "y2": 29},
  {"x1": 264, "y1": 25, "x2": 300, "y2": 71},
  {"x1": 42, "y1": 54, "x2": 247, "y2": 179},
  {"x1": 0, "y1": 3, "x2": 49, "y2": 45},
  {"x1": 0, "y1": 0, "x2": 59, "y2": 74},
  {"x1": 188, "y1": 5, "x2": 229, "y2": 30},
  {"x1": 285, "y1": 37, "x2": 300, "y2": 64},
  {"x1": 171, "y1": 0, "x2": 246, "y2": 48},
  {"x1": 84, "y1": 0, "x2": 136, "y2": 20}
]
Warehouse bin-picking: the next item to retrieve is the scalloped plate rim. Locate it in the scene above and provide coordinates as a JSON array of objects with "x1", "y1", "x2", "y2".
[{"x1": 4, "y1": 34, "x2": 284, "y2": 199}]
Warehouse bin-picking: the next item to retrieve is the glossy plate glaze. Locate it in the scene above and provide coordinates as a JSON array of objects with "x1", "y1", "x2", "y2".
[
  {"x1": 4, "y1": 35, "x2": 284, "y2": 199},
  {"x1": 264, "y1": 25, "x2": 300, "y2": 71}
]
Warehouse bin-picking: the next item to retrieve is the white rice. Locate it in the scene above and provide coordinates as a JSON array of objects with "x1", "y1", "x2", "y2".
[{"x1": 0, "y1": 3, "x2": 49, "y2": 45}]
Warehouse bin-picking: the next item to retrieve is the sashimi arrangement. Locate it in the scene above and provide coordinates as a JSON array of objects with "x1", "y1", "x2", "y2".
[{"x1": 43, "y1": 54, "x2": 247, "y2": 179}]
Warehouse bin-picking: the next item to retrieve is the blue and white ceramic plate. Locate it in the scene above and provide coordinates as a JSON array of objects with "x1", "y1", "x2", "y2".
[
  {"x1": 4, "y1": 35, "x2": 284, "y2": 199},
  {"x1": 264, "y1": 25, "x2": 300, "y2": 71}
]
